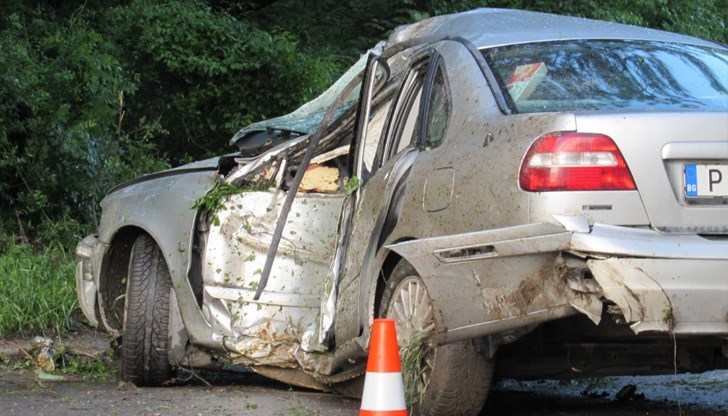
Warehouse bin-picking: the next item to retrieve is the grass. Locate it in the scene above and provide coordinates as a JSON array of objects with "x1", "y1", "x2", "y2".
[
  {"x1": 400, "y1": 332, "x2": 429, "y2": 407},
  {"x1": 57, "y1": 349, "x2": 117, "y2": 381},
  {"x1": 0, "y1": 240, "x2": 80, "y2": 337}
]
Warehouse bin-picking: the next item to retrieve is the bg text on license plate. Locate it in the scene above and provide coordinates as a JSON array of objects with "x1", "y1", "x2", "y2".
[{"x1": 685, "y1": 164, "x2": 728, "y2": 197}]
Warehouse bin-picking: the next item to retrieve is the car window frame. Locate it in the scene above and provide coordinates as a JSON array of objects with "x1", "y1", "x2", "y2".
[
  {"x1": 380, "y1": 56, "x2": 431, "y2": 164},
  {"x1": 421, "y1": 58, "x2": 451, "y2": 150}
]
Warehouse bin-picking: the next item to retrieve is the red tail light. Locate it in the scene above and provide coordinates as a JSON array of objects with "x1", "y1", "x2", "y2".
[{"x1": 519, "y1": 132, "x2": 636, "y2": 192}]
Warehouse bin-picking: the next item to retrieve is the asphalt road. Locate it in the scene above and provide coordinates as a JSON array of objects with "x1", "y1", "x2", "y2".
[
  {"x1": 1, "y1": 329, "x2": 726, "y2": 415},
  {"x1": 1, "y1": 368, "x2": 726, "y2": 416}
]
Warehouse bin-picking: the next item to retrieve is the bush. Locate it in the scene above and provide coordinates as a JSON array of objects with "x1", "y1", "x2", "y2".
[
  {"x1": 0, "y1": 1, "x2": 335, "y2": 247},
  {"x1": 0, "y1": 8, "x2": 168, "y2": 247},
  {"x1": 101, "y1": 0, "x2": 335, "y2": 164}
]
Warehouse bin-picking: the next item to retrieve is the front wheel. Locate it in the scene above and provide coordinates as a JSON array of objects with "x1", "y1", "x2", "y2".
[
  {"x1": 379, "y1": 260, "x2": 493, "y2": 416},
  {"x1": 121, "y1": 234, "x2": 174, "y2": 386}
]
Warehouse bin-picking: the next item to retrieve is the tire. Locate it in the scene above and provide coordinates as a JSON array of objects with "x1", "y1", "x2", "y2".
[
  {"x1": 121, "y1": 234, "x2": 174, "y2": 386},
  {"x1": 379, "y1": 260, "x2": 494, "y2": 416}
]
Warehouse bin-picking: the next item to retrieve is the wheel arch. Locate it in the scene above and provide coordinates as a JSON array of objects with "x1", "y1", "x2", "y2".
[
  {"x1": 98, "y1": 226, "x2": 146, "y2": 334},
  {"x1": 361, "y1": 238, "x2": 416, "y2": 340},
  {"x1": 99, "y1": 226, "x2": 192, "y2": 366},
  {"x1": 97, "y1": 226, "x2": 188, "y2": 348},
  {"x1": 371, "y1": 247, "x2": 447, "y2": 339},
  {"x1": 373, "y1": 251, "x2": 403, "y2": 319}
]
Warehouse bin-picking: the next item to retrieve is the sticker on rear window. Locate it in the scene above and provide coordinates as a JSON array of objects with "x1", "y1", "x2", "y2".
[{"x1": 507, "y1": 62, "x2": 547, "y2": 102}]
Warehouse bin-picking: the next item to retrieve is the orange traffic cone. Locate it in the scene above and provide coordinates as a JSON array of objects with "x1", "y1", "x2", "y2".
[{"x1": 360, "y1": 319, "x2": 408, "y2": 416}]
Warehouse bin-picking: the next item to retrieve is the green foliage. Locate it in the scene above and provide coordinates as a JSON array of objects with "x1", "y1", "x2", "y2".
[
  {"x1": 0, "y1": 7, "x2": 168, "y2": 247},
  {"x1": 57, "y1": 349, "x2": 116, "y2": 381},
  {"x1": 344, "y1": 176, "x2": 360, "y2": 196},
  {"x1": 246, "y1": 0, "x2": 726, "y2": 71},
  {"x1": 0, "y1": 0, "x2": 333, "y2": 247},
  {"x1": 0, "y1": 239, "x2": 78, "y2": 336},
  {"x1": 247, "y1": 0, "x2": 430, "y2": 71},
  {"x1": 101, "y1": 0, "x2": 335, "y2": 164},
  {"x1": 193, "y1": 178, "x2": 274, "y2": 225},
  {"x1": 192, "y1": 179, "x2": 245, "y2": 226}
]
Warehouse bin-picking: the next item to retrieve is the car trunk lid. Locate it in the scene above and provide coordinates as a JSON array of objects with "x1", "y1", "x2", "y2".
[{"x1": 575, "y1": 112, "x2": 728, "y2": 234}]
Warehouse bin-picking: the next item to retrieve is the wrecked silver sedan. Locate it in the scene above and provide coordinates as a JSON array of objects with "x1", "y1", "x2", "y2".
[{"x1": 76, "y1": 8, "x2": 728, "y2": 415}]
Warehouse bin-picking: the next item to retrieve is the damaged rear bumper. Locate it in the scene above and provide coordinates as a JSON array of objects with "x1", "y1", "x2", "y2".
[
  {"x1": 386, "y1": 217, "x2": 728, "y2": 342},
  {"x1": 573, "y1": 223, "x2": 728, "y2": 335}
]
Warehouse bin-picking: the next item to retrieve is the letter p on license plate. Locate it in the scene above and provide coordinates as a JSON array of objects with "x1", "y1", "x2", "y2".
[{"x1": 685, "y1": 164, "x2": 728, "y2": 197}]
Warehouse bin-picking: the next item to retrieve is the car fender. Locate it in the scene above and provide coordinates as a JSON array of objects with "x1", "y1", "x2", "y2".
[{"x1": 97, "y1": 167, "x2": 223, "y2": 350}]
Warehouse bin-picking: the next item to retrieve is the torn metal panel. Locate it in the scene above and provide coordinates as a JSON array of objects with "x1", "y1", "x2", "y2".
[
  {"x1": 570, "y1": 221, "x2": 728, "y2": 335},
  {"x1": 167, "y1": 289, "x2": 189, "y2": 366},
  {"x1": 318, "y1": 199, "x2": 354, "y2": 349},
  {"x1": 381, "y1": 218, "x2": 726, "y2": 345},
  {"x1": 225, "y1": 136, "x2": 305, "y2": 185},
  {"x1": 588, "y1": 258, "x2": 672, "y2": 333},
  {"x1": 562, "y1": 254, "x2": 604, "y2": 325},
  {"x1": 225, "y1": 335, "x2": 298, "y2": 367},
  {"x1": 388, "y1": 219, "x2": 728, "y2": 339},
  {"x1": 588, "y1": 257, "x2": 728, "y2": 335},
  {"x1": 250, "y1": 366, "x2": 332, "y2": 391},
  {"x1": 201, "y1": 190, "x2": 343, "y2": 352}
]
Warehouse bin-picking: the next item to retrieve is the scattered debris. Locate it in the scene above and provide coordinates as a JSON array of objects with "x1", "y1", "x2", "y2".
[
  {"x1": 117, "y1": 380, "x2": 139, "y2": 391},
  {"x1": 580, "y1": 388, "x2": 609, "y2": 399},
  {"x1": 32, "y1": 336, "x2": 55, "y2": 373},
  {"x1": 616, "y1": 384, "x2": 645, "y2": 401},
  {"x1": 299, "y1": 163, "x2": 340, "y2": 193},
  {"x1": 0, "y1": 329, "x2": 115, "y2": 384},
  {"x1": 34, "y1": 368, "x2": 67, "y2": 382}
]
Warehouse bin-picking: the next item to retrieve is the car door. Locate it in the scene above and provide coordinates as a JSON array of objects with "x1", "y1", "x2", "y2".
[{"x1": 332, "y1": 51, "x2": 440, "y2": 343}]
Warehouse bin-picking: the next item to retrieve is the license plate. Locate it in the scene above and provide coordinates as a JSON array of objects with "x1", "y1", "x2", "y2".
[{"x1": 685, "y1": 164, "x2": 728, "y2": 197}]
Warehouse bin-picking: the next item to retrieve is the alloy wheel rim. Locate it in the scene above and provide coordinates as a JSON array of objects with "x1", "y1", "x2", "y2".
[{"x1": 386, "y1": 275, "x2": 436, "y2": 397}]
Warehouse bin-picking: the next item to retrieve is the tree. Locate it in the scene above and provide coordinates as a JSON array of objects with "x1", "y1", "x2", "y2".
[{"x1": 1, "y1": 0, "x2": 725, "y2": 247}]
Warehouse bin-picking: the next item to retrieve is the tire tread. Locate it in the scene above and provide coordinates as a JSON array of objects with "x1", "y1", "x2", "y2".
[
  {"x1": 121, "y1": 234, "x2": 173, "y2": 386},
  {"x1": 381, "y1": 260, "x2": 493, "y2": 416}
]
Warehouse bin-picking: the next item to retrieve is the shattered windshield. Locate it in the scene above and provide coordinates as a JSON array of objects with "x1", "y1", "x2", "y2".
[{"x1": 230, "y1": 42, "x2": 385, "y2": 148}]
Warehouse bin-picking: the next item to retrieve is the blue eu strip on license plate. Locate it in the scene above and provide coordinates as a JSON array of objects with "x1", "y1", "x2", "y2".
[
  {"x1": 685, "y1": 163, "x2": 728, "y2": 197},
  {"x1": 685, "y1": 164, "x2": 698, "y2": 197}
]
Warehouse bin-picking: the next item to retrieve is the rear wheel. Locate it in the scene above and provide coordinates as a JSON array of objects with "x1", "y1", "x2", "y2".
[
  {"x1": 379, "y1": 260, "x2": 493, "y2": 416},
  {"x1": 121, "y1": 234, "x2": 174, "y2": 386}
]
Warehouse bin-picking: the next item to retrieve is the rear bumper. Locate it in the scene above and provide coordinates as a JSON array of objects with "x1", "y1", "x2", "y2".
[
  {"x1": 386, "y1": 217, "x2": 728, "y2": 341},
  {"x1": 571, "y1": 223, "x2": 728, "y2": 335}
]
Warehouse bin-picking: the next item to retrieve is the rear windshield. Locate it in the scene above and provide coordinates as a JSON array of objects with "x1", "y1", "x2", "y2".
[{"x1": 483, "y1": 40, "x2": 728, "y2": 113}]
